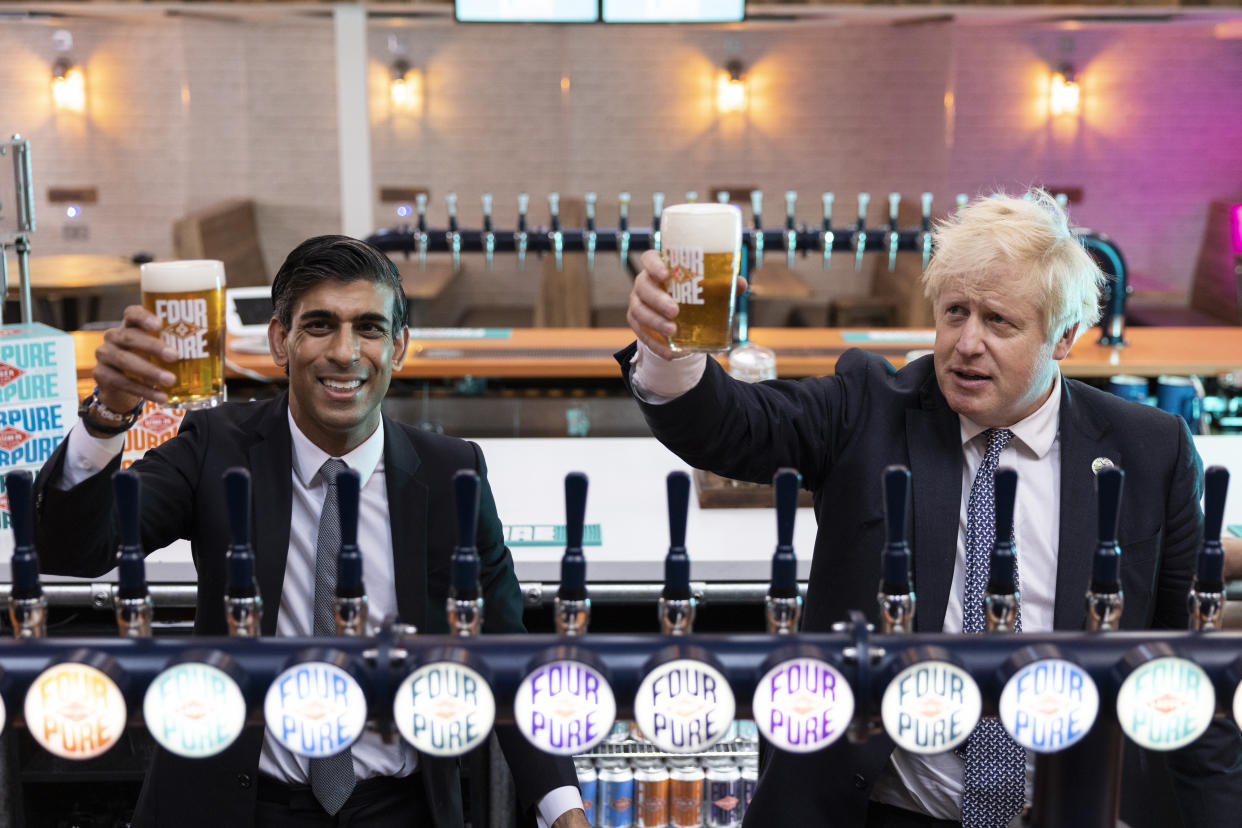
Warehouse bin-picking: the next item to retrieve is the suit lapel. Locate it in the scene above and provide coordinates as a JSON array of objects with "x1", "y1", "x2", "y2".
[
  {"x1": 383, "y1": 419, "x2": 429, "y2": 631},
  {"x1": 249, "y1": 395, "x2": 293, "y2": 637},
  {"x1": 906, "y1": 377, "x2": 964, "y2": 633},
  {"x1": 1054, "y1": 379, "x2": 1108, "y2": 630}
]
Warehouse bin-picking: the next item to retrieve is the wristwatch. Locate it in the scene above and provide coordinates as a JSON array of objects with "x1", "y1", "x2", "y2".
[{"x1": 78, "y1": 387, "x2": 145, "y2": 436}]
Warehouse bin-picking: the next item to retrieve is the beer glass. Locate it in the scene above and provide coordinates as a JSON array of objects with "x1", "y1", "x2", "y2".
[
  {"x1": 661, "y1": 203, "x2": 742, "y2": 353},
  {"x1": 140, "y1": 260, "x2": 226, "y2": 408}
]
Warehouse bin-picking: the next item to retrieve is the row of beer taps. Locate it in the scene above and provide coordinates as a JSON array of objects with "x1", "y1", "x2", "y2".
[{"x1": 376, "y1": 189, "x2": 963, "y2": 275}]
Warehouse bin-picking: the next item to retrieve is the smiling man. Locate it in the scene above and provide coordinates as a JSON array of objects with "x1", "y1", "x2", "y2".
[
  {"x1": 33, "y1": 236, "x2": 587, "y2": 828},
  {"x1": 618, "y1": 189, "x2": 1242, "y2": 828}
]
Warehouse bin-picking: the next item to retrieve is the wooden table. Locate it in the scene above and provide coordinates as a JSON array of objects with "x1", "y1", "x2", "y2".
[
  {"x1": 68, "y1": 326, "x2": 1242, "y2": 387},
  {"x1": 4, "y1": 254, "x2": 142, "y2": 330}
]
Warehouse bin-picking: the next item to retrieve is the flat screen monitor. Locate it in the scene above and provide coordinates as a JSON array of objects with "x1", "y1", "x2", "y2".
[
  {"x1": 456, "y1": 0, "x2": 599, "y2": 23},
  {"x1": 602, "y1": 0, "x2": 744, "y2": 23}
]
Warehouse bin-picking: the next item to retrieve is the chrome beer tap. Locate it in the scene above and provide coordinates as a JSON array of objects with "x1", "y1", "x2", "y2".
[
  {"x1": 765, "y1": 468, "x2": 803, "y2": 634},
  {"x1": 114, "y1": 470, "x2": 153, "y2": 638},
  {"x1": 516, "y1": 192, "x2": 530, "y2": 271},
  {"x1": 1189, "y1": 466, "x2": 1230, "y2": 631},
  {"x1": 886, "y1": 193, "x2": 901, "y2": 272},
  {"x1": 548, "y1": 192, "x2": 563, "y2": 272},
  {"x1": 750, "y1": 190, "x2": 764, "y2": 269},
  {"x1": 555, "y1": 472, "x2": 591, "y2": 636},
  {"x1": 445, "y1": 192, "x2": 461, "y2": 272},
  {"x1": 919, "y1": 192, "x2": 933, "y2": 271},
  {"x1": 821, "y1": 192, "x2": 835, "y2": 270},
  {"x1": 584, "y1": 192, "x2": 598, "y2": 273},
  {"x1": 658, "y1": 471, "x2": 696, "y2": 635},
  {"x1": 785, "y1": 191, "x2": 798, "y2": 270},
  {"x1": 652, "y1": 192, "x2": 665, "y2": 253},
  {"x1": 877, "y1": 466, "x2": 915, "y2": 634},
  {"x1": 447, "y1": 470, "x2": 484, "y2": 637},
  {"x1": 853, "y1": 192, "x2": 870, "y2": 272},
  {"x1": 984, "y1": 468, "x2": 1020, "y2": 632},
  {"x1": 223, "y1": 468, "x2": 262, "y2": 637},
  {"x1": 1085, "y1": 466, "x2": 1125, "y2": 631},
  {"x1": 481, "y1": 193, "x2": 495, "y2": 271},
  {"x1": 618, "y1": 191, "x2": 631, "y2": 269},
  {"x1": 415, "y1": 193, "x2": 429, "y2": 270},
  {"x1": 6, "y1": 470, "x2": 46, "y2": 638},
  {"x1": 333, "y1": 467, "x2": 367, "y2": 636}
]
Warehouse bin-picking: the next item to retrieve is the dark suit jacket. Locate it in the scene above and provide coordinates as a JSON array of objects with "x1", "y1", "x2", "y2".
[
  {"x1": 619, "y1": 344, "x2": 1242, "y2": 827},
  {"x1": 33, "y1": 393, "x2": 575, "y2": 828}
]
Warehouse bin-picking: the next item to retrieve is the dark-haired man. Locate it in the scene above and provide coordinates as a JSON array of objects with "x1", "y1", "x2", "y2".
[{"x1": 34, "y1": 235, "x2": 586, "y2": 828}]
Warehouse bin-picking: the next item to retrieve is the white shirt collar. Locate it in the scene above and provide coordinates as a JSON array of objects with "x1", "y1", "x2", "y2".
[
  {"x1": 287, "y1": 409, "x2": 385, "y2": 488},
  {"x1": 958, "y1": 371, "x2": 1061, "y2": 458}
]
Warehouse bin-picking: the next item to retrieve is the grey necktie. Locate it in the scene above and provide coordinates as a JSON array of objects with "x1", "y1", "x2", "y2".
[
  {"x1": 309, "y1": 458, "x2": 356, "y2": 815},
  {"x1": 960, "y1": 428, "x2": 1026, "y2": 827}
]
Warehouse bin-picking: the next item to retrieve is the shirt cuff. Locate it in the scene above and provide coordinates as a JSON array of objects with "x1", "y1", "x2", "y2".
[
  {"x1": 57, "y1": 420, "x2": 126, "y2": 490},
  {"x1": 630, "y1": 340, "x2": 707, "y2": 404},
  {"x1": 536, "y1": 785, "x2": 584, "y2": 828}
]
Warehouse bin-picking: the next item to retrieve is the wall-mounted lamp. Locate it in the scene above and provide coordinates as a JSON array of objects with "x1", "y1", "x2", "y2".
[
  {"x1": 1050, "y1": 63, "x2": 1079, "y2": 117},
  {"x1": 52, "y1": 57, "x2": 85, "y2": 113},
  {"x1": 390, "y1": 60, "x2": 420, "y2": 114},
  {"x1": 716, "y1": 59, "x2": 747, "y2": 114}
]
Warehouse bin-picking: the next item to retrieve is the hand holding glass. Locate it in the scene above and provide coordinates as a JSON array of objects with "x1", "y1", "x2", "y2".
[
  {"x1": 140, "y1": 260, "x2": 226, "y2": 409},
  {"x1": 660, "y1": 203, "x2": 743, "y2": 353}
]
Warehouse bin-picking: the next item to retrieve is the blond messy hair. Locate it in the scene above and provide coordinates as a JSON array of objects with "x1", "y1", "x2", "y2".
[{"x1": 920, "y1": 188, "x2": 1105, "y2": 343}]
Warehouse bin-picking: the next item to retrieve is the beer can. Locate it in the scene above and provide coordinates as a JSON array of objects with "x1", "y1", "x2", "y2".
[
  {"x1": 634, "y1": 760, "x2": 670, "y2": 828},
  {"x1": 598, "y1": 759, "x2": 636, "y2": 828},
  {"x1": 704, "y1": 760, "x2": 742, "y2": 827},
  {"x1": 668, "y1": 759, "x2": 705, "y2": 828},
  {"x1": 739, "y1": 757, "x2": 758, "y2": 820},
  {"x1": 575, "y1": 758, "x2": 598, "y2": 826}
]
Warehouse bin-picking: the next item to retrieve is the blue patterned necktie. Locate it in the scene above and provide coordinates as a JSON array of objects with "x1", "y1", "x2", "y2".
[
  {"x1": 309, "y1": 459, "x2": 356, "y2": 815},
  {"x1": 960, "y1": 428, "x2": 1026, "y2": 828}
]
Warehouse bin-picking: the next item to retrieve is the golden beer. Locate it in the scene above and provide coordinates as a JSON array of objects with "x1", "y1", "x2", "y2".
[
  {"x1": 661, "y1": 203, "x2": 742, "y2": 353},
  {"x1": 140, "y1": 260, "x2": 226, "y2": 408}
]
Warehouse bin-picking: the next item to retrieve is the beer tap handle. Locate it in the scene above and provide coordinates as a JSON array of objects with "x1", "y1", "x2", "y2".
[
  {"x1": 223, "y1": 467, "x2": 261, "y2": 637},
  {"x1": 481, "y1": 193, "x2": 495, "y2": 271},
  {"x1": 1086, "y1": 466, "x2": 1125, "y2": 630},
  {"x1": 750, "y1": 190, "x2": 764, "y2": 269},
  {"x1": 984, "y1": 468, "x2": 1020, "y2": 632},
  {"x1": 920, "y1": 192, "x2": 934, "y2": 270},
  {"x1": 766, "y1": 468, "x2": 803, "y2": 633},
  {"x1": 660, "y1": 471, "x2": 695, "y2": 634},
  {"x1": 854, "y1": 192, "x2": 870, "y2": 272},
  {"x1": 887, "y1": 193, "x2": 901, "y2": 272},
  {"x1": 446, "y1": 192, "x2": 461, "y2": 272},
  {"x1": 7, "y1": 470, "x2": 46, "y2": 638},
  {"x1": 549, "y1": 192, "x2": 563, "y2": 272},
  {"x1": 516, "y1": 192, "x2": 530, "y2": 271},
  {"x1": 584, "y1": 191, "x2": 597, "y2": 273},
  {"x1": 448, "y1": 469, "x2": 484, "y2": 636},
  {"x1": 686, "y1": 191, "x2": 698, "y2": 204},
  {"x1": 717, "y1": 191, "x2": 730, "y2": 204},
  {"x1": 618, "y1": 191, "x2": 631, "y2": 269},
  {"x1": 114, "y1": 469, "x2": 153, "y2": 637},
  {"x1": 785, "y1": 190, "x2": 798, "y2": 269},
  {"x1": 955, "y1": 193, "x2": 968, "y2": 211},
  {"x1": 1197, "y1": 466, "x2": 1230, "y2": 594},
  {"x1": 878, "y1": 465, "x2": 915, "y2": 633},
  {"x1": 334, "y1": 467, "x2": 367, "y2": 636},
  {"x1": 1055, "y1": 192, "x2": 1069, "y2": 210},
  {"x1": 822, "y1": 192, "x2": 835, "y2": 270},
  {"x1": 652, "y1": 192, "x2": 665, "y2": 253},
  {"x1": 415, "y1": 193, "x2": 428, "y2": 269},
  {"x1": 556, "y1": 472, "x2": 591, "y2": 635}
]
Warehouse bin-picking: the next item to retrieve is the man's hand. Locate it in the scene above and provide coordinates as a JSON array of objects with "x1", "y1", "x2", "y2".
[
  {"x1": 1224, "y1": 537, "x2": 1242, "y2": 581},
  {"x1": 550, "y1": 809, "x2": 590, "y2": 828},
  {"x1": 627, "y1": 249, "x2": 747, "y2": 361},
  {"x1": 92, "y1": 305, "x2": 178, "y2": 412}
]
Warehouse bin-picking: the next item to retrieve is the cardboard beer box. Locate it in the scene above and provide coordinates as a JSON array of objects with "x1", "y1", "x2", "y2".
[
  {"x1": 121, "y1": 401, "x2": 187, "y2": 469},
  {"x1": 0, "y1": 323, "x2": 77, "y2": 408}
]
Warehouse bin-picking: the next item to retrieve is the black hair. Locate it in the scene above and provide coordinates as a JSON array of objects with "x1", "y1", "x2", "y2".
[{"x1": 270, "y1": 235, "x2": 408, "y2": 331}]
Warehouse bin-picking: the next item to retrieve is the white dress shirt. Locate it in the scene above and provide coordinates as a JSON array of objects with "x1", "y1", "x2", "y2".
[
  {"x1": 57, "y1": 412, "x2": 580, "y2": 826},
  {"x1": 632, "y1": 342, "x2": 1064, "y2": 820}
]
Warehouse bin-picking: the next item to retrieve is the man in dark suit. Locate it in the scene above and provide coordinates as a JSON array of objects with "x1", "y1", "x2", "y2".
[
  {"x1": 34, "y1": 236, "x2": 587, "y2": 828},
  {"x1": 620, "y1": 190, "x2": 1242, "y2": 827}
]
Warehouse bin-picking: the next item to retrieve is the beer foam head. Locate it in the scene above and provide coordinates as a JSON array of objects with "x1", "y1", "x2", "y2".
[
  {"x1": 141, "y1": 260, "x2": 226, "y2": 293},
  {"x1": 661, "y1": 203, "x2": 742, "y2": 254}
]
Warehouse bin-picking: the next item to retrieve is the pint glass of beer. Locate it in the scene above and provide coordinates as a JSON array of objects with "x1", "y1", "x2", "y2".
[
  {"x1": 140, "y1": 260, "x2": 226, "y2": 409},
  {"x1": 660, "y1": 203, "x2": 743, "y2": 353}
]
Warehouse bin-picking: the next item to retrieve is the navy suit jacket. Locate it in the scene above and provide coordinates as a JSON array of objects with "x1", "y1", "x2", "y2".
[
  {"x1": 619, "y1": 343, "x2": 1242, "y2": 827},
  {"x1": 33, "y1": 393, "x2": 575, "y2": 828}
]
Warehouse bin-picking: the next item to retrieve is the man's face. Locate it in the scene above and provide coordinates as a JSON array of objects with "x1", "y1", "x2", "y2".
[
  {"x1": 932, "y1": 275, "x2": 1076, "y2": 428},
  {"x1": 268, "y1": 279, "x2": 408, "y2": 456}
]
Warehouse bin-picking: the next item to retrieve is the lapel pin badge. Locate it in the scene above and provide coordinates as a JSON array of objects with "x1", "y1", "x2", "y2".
[{"x1": 1091, "y1": 457, "x2": 1115, "y2": 475}]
